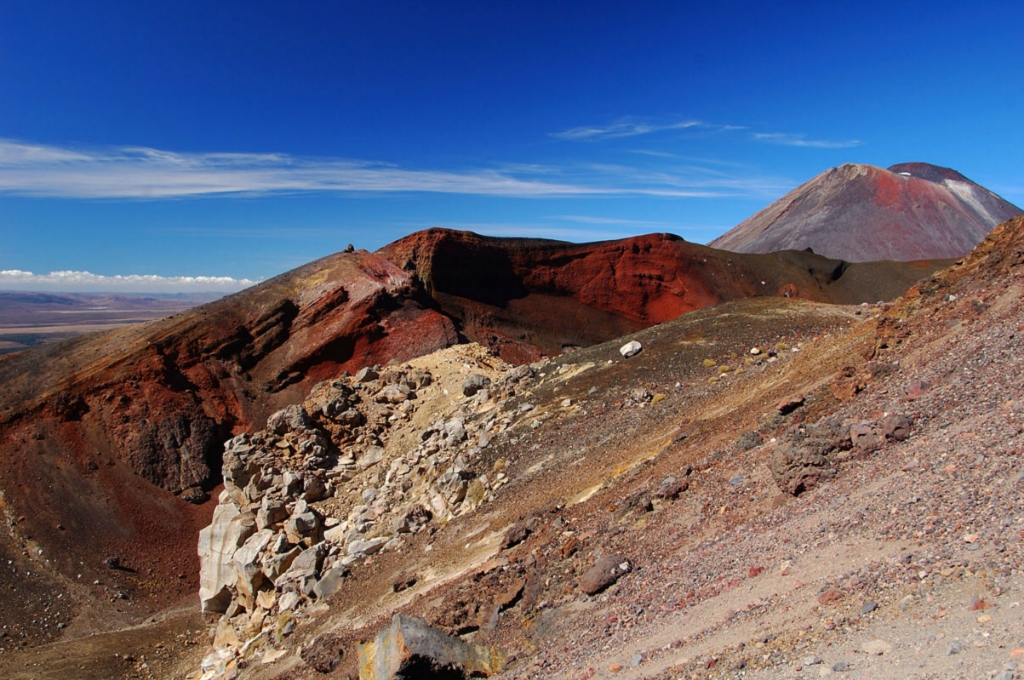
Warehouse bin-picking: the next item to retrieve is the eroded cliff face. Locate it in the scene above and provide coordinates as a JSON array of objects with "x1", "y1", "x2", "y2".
[
  {"x1": 0, "y1": 249, "x2": 458, "y2": 605},
  {"x1": 378, "y1": 228, "x2": 947, "y2": 362}
]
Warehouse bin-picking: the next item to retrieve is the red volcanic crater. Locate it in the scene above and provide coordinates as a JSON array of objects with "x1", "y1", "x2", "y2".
[
  {"x1": 379, "y1": 227, "x2": 947, "y2": 362},
  {"x1": 0, "y1": 228, "x2": 947, "y2": 613},
  {"x1": 710, "y1": 162, "x2": 1022, "y2": 262}
]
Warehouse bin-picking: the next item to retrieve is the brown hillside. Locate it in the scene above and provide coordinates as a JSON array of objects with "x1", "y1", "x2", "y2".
[
  {"x1": 155, "y1": 214, "x2": 1024, "y2": 680},
  {"x1": 0, "y1": 229, "x2": 951, "y2": 677}
]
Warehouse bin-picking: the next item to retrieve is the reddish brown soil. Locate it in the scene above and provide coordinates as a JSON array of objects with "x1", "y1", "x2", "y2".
[
  {"x1": 0, "y1": 248, "x2": 457, "y2": 641},
  {"x1": 0, "y1": 228, "x2": 950, "y2": 676},
  {"x1": 236, "y1": 217, "x2": 1024, "y2": 680}
]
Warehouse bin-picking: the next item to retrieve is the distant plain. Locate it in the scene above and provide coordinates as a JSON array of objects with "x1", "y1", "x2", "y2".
[{"x1": 0, "y1": 291, "x2": 221, "y2": 355}]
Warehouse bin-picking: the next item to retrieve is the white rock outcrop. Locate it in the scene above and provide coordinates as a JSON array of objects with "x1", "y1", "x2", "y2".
[{"x1": 198, "y1": 496, "x2": 254, "y2": 613}]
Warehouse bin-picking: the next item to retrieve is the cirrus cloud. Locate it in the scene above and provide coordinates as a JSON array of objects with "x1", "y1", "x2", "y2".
[
  {"x1": 0, "y1": 138, "x2": 789, "y2": 200},
  {"x1": 752, "y1": 132, "x2": 863, "y2": 149}
]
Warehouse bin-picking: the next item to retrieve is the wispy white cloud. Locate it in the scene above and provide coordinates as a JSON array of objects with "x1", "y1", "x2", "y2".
[
  {"x1": 0, "y1": 269, "x2": 257, "y2": 293},
  {"x1": 752, "y1": 133, "x2": 862, "y2": 149},
  {"x1": 0, "y1": 138, "x2": 790, "y2": 200},
  {"x1": 551, "y1": 119, "x2": 712, "y2": 141},
  {"x1": 574, "y1": 162, "x2": 793, "y2": 197},
  {"x1": 553, "y1": 215, "x2": 724, "y2": 234},
  {"x1": 556, "y1": 117, "x2": 860, "y2": 151},
  {"x1": 388, "y1": 221, "x2": 636, "y2": 242},
  {"x1": 0, "y1": 139, "x2": 604, "y2": 199}
]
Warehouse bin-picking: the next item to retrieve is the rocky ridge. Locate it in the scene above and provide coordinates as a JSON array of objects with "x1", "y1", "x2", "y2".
[
  {"x1": 193, "y1": 344, "x2": 545, "y2": 678},
  {"x1": 0, "y1": 227, "x2": 948, "y2": 637},
  {"x1": 179, "y1": 217, "x2": 1024, "y2": 680}
]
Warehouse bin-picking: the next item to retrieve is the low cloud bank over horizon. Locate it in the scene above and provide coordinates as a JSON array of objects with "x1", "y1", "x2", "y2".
[{"x1": 0, "y1": 269, "x2": 259, "y2": 293}]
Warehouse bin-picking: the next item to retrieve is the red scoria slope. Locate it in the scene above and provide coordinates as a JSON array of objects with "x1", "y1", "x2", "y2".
[
  {"x1": 0, "y1": 248, "x2": 457, "y2": 616},
  {"x1": 710, "y1": 162, "x2": 1022, "y2": 262},
  {"x1": 0, "y1": 229, "x2": 945, "y2": 643},
  {"x1": 379, "y1": 228, "x2": 946, "y2": 362}
]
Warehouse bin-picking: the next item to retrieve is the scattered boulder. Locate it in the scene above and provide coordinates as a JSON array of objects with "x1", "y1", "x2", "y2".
[
  {"x1": 333, "y1": 407, "x2": 365, "y2": 427},
  {"x1": 906, "y1": 379, "x2": 931, "y2": 400},
  {"x1": 502, "y1": 522, "x2": 533, "y2": 549},
  {"x1": 355, "y1": 367, "x2": 379, "y2": 383},
  {"x1": 348, "y1": 537, "x2": 389, "y2": 556},
  {"x1": 462, "y1": 374, "x2": 491, "y2": 397},
  {"x1": 619, "y1": 340, "x2": 643, "y2": 358},
  {"x1": 850, "y1": 423, "x2": 884, "y2": 452},
  {"x1": 267, "y1": 404, "x2": 313, "y2": 435},
  {"x1": 285, "y1": 510, "x2": 320, "y2": 538},
  {"x1": 580, "y1": 555, "x2": 631, "y2": 595},
  {"x1": 257, "y1": 497, "x2": 288, "y2": 530},
  {"x1": 359, "y1": 446, "x2": 385, "y2": 469},
  {"x1": 180, "y1": 485, "x2": 210, "y2": 504},
  {"x1": 392, "y1": 571, "x2": 418, "y2": 593},
  {"x1": 769, "y1": 443, "x2": 833, "y2": 496},
  {"x1": 654, "y1": 476, "x2": 687, "y2": 500},
  {"x1": 358, "y1": 614, "x2": 504, "y2": 679},
  {"x1": 775, "y1": 396, "x2": 805, "y2": 415},
  {"x1": 880, "y1": 413, "x2": 912, "y2": 441},
  {"x1": 313, "y1": 567, "x2": 349, "y2": 600},
  {"x1": 768, "y1": 419, "x2": 850, "y2": 496},
  {"x1": 376, "y1": 384, "x2": 413, "y2": 404}
]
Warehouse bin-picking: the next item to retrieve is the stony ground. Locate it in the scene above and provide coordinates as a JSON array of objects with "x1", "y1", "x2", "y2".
[{"x1": 2, "y1": 219, "x2": 1023, "y2": 680}]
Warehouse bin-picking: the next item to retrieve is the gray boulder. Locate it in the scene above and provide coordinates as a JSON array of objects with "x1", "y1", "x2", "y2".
[{"x1": 462, "y1": 374, "x2": 491, "y2": 397}]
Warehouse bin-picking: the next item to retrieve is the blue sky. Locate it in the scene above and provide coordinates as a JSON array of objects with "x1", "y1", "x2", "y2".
[{"x1": 1, "y1": 1, "x2": 1021, "y2": 292}]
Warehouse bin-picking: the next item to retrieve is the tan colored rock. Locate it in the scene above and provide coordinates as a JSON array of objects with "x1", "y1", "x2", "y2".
[
  {"x1": 198, "y1": 500, "x2": 255, "y2": 614},
  {"x1": 233, "y1": 529, "x2": 274, "y2": 611},
  {"x1": 358, "y1": 614, "x2": 504, "y2": 679}
]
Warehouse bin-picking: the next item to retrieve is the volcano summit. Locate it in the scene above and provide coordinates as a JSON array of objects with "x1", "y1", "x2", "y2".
[{"x1": 710, "y1": 162, "x2": 1022, "y2": 262}]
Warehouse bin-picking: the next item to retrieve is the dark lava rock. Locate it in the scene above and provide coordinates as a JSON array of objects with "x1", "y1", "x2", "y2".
[
  {"x1": 850, "y1": 423, "x2": 884, "y2": 452},
  {"x1": 655, "y1": 475, "x2": 688, "y2": 500},
  {"x1": 880, "y1": 413, "x2": 912, "y2": 441},
  {"x1": 392, "y1": 572, "x2": 418, "y2": 593},
  {"x1": 502, "y1": 522, "x2": 532, "y2": 550},
  {"x1": 775, "y1": 396, "x2": 805, "y2": 415},
  {"x1": 462, "y1": 374, "x2": 491, "y2": 397},
  {"x1": 768, "y1": 419, "x2": 851, "y2": 495}
]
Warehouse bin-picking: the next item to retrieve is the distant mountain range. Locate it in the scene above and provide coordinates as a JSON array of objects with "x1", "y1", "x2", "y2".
[{"x1": 710, "y1": 162, "x2": 1022, "y2": 261}]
